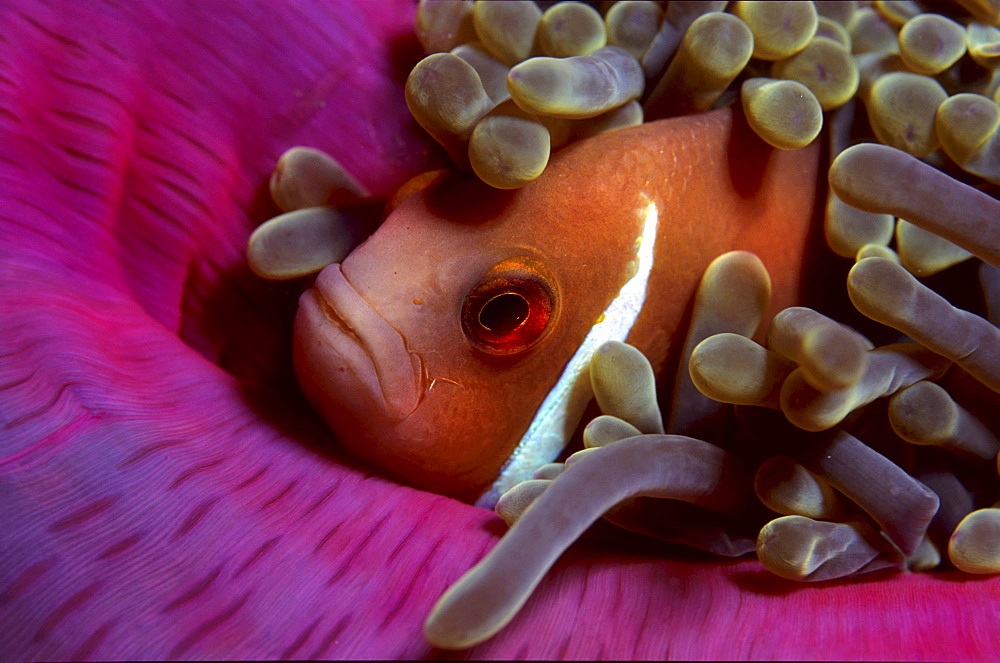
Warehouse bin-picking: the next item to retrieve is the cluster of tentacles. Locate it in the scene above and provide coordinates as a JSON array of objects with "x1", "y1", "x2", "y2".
[{"x1": 239, "y1": 0, "x2": 1000, "y2": 652}]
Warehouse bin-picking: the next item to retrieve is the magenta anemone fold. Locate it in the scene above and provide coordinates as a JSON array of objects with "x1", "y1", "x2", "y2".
[{"x1": 0, "y1": 1, "x2": 998, "y2": 660}]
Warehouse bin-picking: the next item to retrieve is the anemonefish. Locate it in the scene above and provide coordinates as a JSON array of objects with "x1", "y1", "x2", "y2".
[{"x1": 294, "y1": 107, "x2": 821, "y2": 505}]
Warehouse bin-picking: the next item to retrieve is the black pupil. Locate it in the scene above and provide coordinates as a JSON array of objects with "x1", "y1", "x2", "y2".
[{"x1": 479, "y1": 293, "x2": 529, "y2": 334}]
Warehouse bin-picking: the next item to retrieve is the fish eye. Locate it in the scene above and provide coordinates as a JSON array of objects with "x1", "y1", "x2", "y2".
[{"x1": 462, "y1": 257, "x2": 558, "y2": 356}]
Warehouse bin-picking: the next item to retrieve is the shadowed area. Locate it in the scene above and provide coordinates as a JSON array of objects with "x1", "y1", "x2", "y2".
[{"x1": 1, "y1": 1, "x2": 999, "y2": 660}]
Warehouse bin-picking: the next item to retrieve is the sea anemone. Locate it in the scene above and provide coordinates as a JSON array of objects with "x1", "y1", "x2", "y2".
[{"x1": 2, "y1": 1, "x2": 1000, "y2": 661}]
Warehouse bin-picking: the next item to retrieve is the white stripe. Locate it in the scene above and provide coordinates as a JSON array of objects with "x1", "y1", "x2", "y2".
[{"x1": 476, "y1": 197, "x2": 660, "y2": 507}]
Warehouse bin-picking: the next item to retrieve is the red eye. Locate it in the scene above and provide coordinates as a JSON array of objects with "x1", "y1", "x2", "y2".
[{"x1": 462, "y1": 257, "x2": 558, "y2": 356}]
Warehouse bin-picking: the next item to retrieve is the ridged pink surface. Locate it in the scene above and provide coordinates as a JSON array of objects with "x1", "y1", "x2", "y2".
[{"x1": 0, "y1": 1, "x2": 997, "y2": 660}]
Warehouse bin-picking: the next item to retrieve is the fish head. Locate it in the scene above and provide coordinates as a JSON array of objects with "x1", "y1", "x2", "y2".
[{"x1": 294, "y1": 152, "x2": 655, "y2": 502}]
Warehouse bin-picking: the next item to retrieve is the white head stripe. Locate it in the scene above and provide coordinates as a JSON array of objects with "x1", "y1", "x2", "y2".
[{"x1": 476, "y1": 197, "x2": 660, "y2": 507}]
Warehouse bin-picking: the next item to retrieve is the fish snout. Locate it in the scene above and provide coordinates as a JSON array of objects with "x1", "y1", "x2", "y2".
[{"x1": 294, "y1": 264, "x2": 425, "y2": 425}]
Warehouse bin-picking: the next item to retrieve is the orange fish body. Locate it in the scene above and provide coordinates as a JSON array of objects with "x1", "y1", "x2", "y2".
[{"x1": 294, "y1": 108, "x2": 821, "y2": 503}]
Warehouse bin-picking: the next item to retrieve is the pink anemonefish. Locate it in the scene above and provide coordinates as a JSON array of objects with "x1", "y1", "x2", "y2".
[{"x1": 294, "y1": 107, "x2": 821, "y2": 504}]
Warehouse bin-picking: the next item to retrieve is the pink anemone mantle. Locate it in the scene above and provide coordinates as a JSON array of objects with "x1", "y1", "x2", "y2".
[{"x1": 1, "y1": 1, "x2": 998, "y2": 660}]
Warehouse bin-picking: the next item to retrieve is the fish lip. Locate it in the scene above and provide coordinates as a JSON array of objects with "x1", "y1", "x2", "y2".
[{"x1": 302, "y1": 263, "x2": 424, "y2": 422}]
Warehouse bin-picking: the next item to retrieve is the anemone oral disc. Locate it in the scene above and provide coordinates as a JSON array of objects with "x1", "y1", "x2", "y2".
[{"x1": 475, "y1": 197, "x2": 660, "y2": 507}]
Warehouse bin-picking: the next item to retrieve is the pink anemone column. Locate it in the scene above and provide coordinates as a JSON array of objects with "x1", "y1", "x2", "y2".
[{"x1": 0, "y1": 1, "x2": 998, "y2": 660}]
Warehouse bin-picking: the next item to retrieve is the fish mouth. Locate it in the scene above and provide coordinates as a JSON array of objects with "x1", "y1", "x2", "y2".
[{"x1": 299, "y1": 263, "x2": 424, "y2": 422}]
